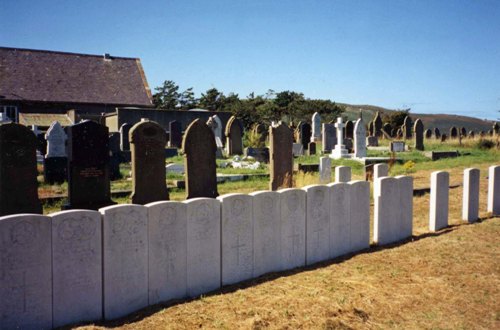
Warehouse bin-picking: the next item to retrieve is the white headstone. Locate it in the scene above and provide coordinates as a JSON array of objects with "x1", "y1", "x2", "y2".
[
  {"x1": 373, "y1": 163, "x2": 389, "y2": 179},
  {"x1": 462, "y1": 168, "x2": 480, "y2": 222},
  {"x1": 279, "y1": 188, "x2": 306, "y2": 270},
  {"x1": 328, "y1": 182, "x2": 351, "y2": 258},
  {"x1": 185, "y1": 198, "x2": 221, "y2": 297},
  {"x1": 331, "y1": 117, "x2": 348, "y2": 159},
  {"x1": 217, "y1": 193, "x2": 253, "y2": 285},
  {"x1": 45, "y1": 121, "x2": 67, "y2": 158},
  {"x1": 251, "y1": 191, "x2": 281, "y2": 277},
  {"x1": 429, "y1": 171, "x2": 449, "y2": 232},
  {"x1": 0, "y1": 214, "x2": 52, "y2": 329},
  {"x1": 213, "y1": 115, "x2": 223, "y2": 142},
  {"x1": 147, "y1": 201, "x2": 187, "y2": 305},
  {"x1": 374, "y1": 176, "x2": 413, "y2": 245},
  {"x1": 487, "y1": 165, "x2": 500, "y2": 215},
  {"x1": 335, "y1": 166, "x2": 351, "y2": 183},
  {"x1": 319, "y1": 156, "x2": 331, "y2": 183},
  {"x1": 51, "y1": 210, "x2": 102, "y2": 328},
  {"x1": 311, "y1": 112, "x2": 321, "y2": 141},
  {"x1": 353, "y1": 118, "x2": 367, "y2": 158},
  {"x1": 303, "y1": 185, "x2": 330, "y2": 265},
  {"x1": 100, "y1": 204, "x2": 148, "y2": 320},
  {"x1": 349, "y1": 181, "x2": 371, "y2": 252}
]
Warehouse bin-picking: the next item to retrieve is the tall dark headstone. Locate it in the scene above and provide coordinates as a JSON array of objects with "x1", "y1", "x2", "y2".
[
  {"x1": 300, "y1": 122, "x2": 312, "y2": 150},
  {"x1": 270, "y1": 123, "x2": 293, "y2": 191},
  {"x1": 0, "y1": 123, "x2": 42, "y2": 216},
  {"x1": 493, "y1": 122, "x2": 499, "y2": 136},
  {"x1": 119, "y1": 123, "x2": 132, "y2": 151},
  {"x1": 373, "y1": 111, "x2": 383, "y2": 137},
  {"x1": 424, "y1": 129, "x2": 432, "y2": 139},
  {"x1": 383, "y1": 123, "x2": 392, "y2": 137},
  {"x1": 403, "y1": 116, "x2": 412, "y2": 139},
  {"x1": 414, "y1": 119, "x2": 424, "y2": 151},
  {"x1": 308, "y1": 142, "x2": 316, "y2": 155},
  {"x1": 130, "y1": 120, "x2": 169, "y2": 204},
  {"x1": 344, "y1": 120, "x2": 354, "y2": 139},
  {"x1": 108, "y1": 132, "x2": 122, "y2": 180},
  {"x1": 168, "y1": 120, "x2": 182, "y2": 149},
  {"x1": 182, "y1": 119, "x2": 218, "y2": 199},
  {"x1": 44, "y1": 121, "x2": 68, "y2": 184},
  {"x1": 225, "y1": 116, "x2": 244, "y2": 155},
  {"x1": 321, "y1": 123, "x2": 336, "y2": 153},
  {"x1": 368, "y1": 121, "x2": 374, "y2": 136},
  {"x1": 434, "y1": 127, "x2": 441, "y2": 139},
  {"x1": 460, "y1": 127, "x2": 467, "y2": 137},
  {"x1": 64, "y1": 120, "x2": 114, "y2": 210},
  {"x1": 450, "y1": 126, "x2": 458, "y2": 139}
]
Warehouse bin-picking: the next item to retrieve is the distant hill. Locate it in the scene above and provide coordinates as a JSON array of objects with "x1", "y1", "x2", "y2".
[{"x1": 338, "y1": 103, "x2": 497, "y2": 133}]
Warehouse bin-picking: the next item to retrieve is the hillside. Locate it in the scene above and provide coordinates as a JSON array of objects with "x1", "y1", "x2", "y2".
[{"x1": 338, "y1": 103, "x2": 496, "y2": 133}]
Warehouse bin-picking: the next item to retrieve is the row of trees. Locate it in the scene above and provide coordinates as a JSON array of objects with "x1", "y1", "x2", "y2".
[{"x1": 152, "y1": 80, "x2": 344, "y2": 128}]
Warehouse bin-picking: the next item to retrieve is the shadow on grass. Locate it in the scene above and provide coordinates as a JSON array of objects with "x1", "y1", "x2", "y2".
[{"x1": 60, "y1": 215, "x2": 498, "y2": 329}]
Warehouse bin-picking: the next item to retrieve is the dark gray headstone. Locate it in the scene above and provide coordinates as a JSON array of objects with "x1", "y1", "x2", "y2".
[
  {"x1": 182, "y1": 119, "x2": 218, "y2": 199},
  {"x1": 425, "y1": 129, "x2": 432, "y2": 139},
  {"x1": 109, "y1": 132, "x2": 122, "y2": 181},
  {"x1": 373, "y1": 111, "x2": 382, "y2": 137},
  {"x1": 244, "y1": 147, "x2": 269, "y2": 163},
  {"x1": 434, "y1": 127, "x2": 441, "y2": 139},
  {"x1": 450, "y1": 126, "x2": 458, "y2": 138},
  {"x1": 270, "y1": 123, "x2": 293, "y2": 191},
  {"x1": 225, "y1": 116, "x2": 244, "y2": 155},
  {"x1": 300, "y1": 122, "x2": 312, "y2": 150},
  {"x1": 441, "y1": 134, "x2": 447, "y2": 142},
  {"x1": 414, "y1": 119, "x2": 424, "y2": 151},
  {"x1": 64, "y1": 120, "x2": 115, "y2": 210},
  {"x1": 493, "y1": 122, "x2": 499, "y2": 135},
  {"x1": 308, "y1": 142, "x2": 316, "y2": 155},
  {"x1": 403, "y1": 116, "x2": 412, "y2": 139},
  {"x1": 344, "y1": 138, "x2": 353, "y2": 152},
  {"x1": 130, "y1": 120, "x2": 169, "y2": 204},
  {"x1": 460, "y1": 127, "x2": 467, "y2": 137},
  {"x1": 383, "y1": 123, "x2": 392, "y2": 137},
  {"x1": 344, "y1": 120, "x2": 354, "y2": 139},
  {"x1": 119, "y1": 123, "x2": 132, "y2": 151},
  {"x1": 321, "y1": 123, "x2": 336, "y2": 153},
  {"x1": 169, "y1": 120, "x2": 182, "y2": 149},
  {"x1": 0, "y1": 123, "x2": 42, "y2": 216}
]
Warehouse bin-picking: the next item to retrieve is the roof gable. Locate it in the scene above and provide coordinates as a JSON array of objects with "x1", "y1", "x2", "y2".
[{"x1": 0, "y1": 47, "x2": 153, "y2": 106}]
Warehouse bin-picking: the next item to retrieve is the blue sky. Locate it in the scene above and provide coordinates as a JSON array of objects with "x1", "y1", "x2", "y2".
[{"x1": 1, "y1": 0, "x2": 499, "y2": 120}]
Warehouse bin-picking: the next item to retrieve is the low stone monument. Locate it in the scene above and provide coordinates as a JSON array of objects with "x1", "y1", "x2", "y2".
[
  {"x1": 331, "y1": 118, "x2": 348, "y2": 159},
  {"x1": 322, "y1": 123, "x2": 336, "y2": 153},
  {"x1": 353, "y1": 118, "x2": 367, "y2": 158},
  {"x1": 311, "y1": 112, "x2": 321, "y2": 141}
]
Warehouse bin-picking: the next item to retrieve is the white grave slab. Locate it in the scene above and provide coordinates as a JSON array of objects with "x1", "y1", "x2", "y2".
[
  {"x1": 462, "y1": 168, "x2": 480, "y2": 222},
  {"x1": 251, "y1": 191, "x2": 281, "y2": 277},
  {"x1": 319, "y1": 157, "x2": 331, "y2": 183},
  {"x1": 45, "y1": 121, "x2": 67, "y2": 158},
  {"x1": 328, "y1": 182, "x2": 351, "y2": 258},
  {"x1": 100, "y1": 204, "x2": 148, "y2": 320},
  {"x1": 0, "y1": 214, "x2": 52, "y2": 329},
  {"x1": 487, "y1": 165, "x2": 500, "y2": 215},
  {"x1": 353, "y1": 118, "x2": 367, "y2": 158},
  {"x1": 335, "y1": 166, "x2": 351, "y2": 183},
  {"x1": 374, "y1": 163, "x2": 389, "y2": 179},
  {"x1": 303, "y1": 185, "x2": 331, "y2": 265},
  {"x1": 51, "y1": 210, "x2": 102, "y2": 328},
  {"x1": 374, "y1": 176, "x2": 413, "y2": 245},
  {"x1": 185, "y1": 198, "x2": 221, "y2": 297},
  {"x1": 349, "y1": 181, "x2": 370, "y2": 252},
  {"x1": 217, "y1": 193, "x2": 254, "y2": 285},
  {"x1": 429, "y1": 171, "x2": 449, "y2": 232},
  {"x1": 279, "y1": 188, "x2": 306, "y2": 270},
  {"x1": 147, "y1": 201, "x2": 187, "y2": 305},
  {"x1": 311, "y1": 112, "x2": 321, "y2": 141}
]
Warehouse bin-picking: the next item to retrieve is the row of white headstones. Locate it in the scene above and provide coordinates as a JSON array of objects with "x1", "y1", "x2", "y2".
[{"x1": 0, "y1": 165, "x2": 498, "y2": 329}]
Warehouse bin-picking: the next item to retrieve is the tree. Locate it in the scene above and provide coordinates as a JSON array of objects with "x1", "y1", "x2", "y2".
[
  {"x1": 199, "y1": 88, "x2": 225, "y2": 111},
  {"x1": 178, "y1": 87, "x2": 197, "y2": 110},
  {"x1": 383, "y1": 108, "x2": 411, "y2": 130},
  {"x1": 152, "y1": 80, "x2": 179, "y2": 110}
]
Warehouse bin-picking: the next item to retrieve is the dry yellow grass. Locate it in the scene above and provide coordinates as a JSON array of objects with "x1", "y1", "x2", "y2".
[{"x1": 73, "y1": 161, "x2": 499, "y2": 330}]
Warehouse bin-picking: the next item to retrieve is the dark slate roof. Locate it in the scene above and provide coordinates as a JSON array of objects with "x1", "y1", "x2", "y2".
[{"x1": 0, "y1": 47, "x2": 153, "y2": 106}]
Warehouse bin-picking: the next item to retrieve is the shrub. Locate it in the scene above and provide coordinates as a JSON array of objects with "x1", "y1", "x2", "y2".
[{"x1": 476, "y1": 139, "x2": 495, "y2": 150}]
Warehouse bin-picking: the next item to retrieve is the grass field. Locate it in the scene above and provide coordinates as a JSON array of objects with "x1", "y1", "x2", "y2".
[{"x1": 65, "y1": 136, "x2": 500, "y2": 329}]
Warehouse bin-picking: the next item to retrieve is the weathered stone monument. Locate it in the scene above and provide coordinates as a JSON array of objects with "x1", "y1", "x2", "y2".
[
  {"x1": 44, "y1": 121, "x2": 68, "y2": 184},
  {"x1": 322, "y1": 123, "x2": 336, "y2": 153},
  {"x1": 493, "y1": 122, "x2": 499, "y2": 136},
  {"x1": 353, "y1": 118, "x2": 367, "y2": 158},
  {"x1": 425, "y1": 129, "x2": 432, "y2": 139},
  {"x1": 225, "y1": 116, "x2": 243, "y2": 155},
  {"x1": 130, "y1": 120, "x2": 169, "y2": 204},
  {"x1": 450, "y1": 126, "x2": 458, "y2": 139},
  {"x1": 108, "y1": 132, "x2": 122, "y2": 180},
  {"x1": 169, "y1": 120, "x2": 182, "y2": 148},
  {"x1": 0, "y1": 123, "x2": 42, "y2": 215},
  {"x1": 182, "y1": 119, "x2": 218, "y2": 199},
  {"x1": 331, "y1": 118, "x2": 348, "y2": 159},
  {"x1": 299, "y1": 122, "x2": 312, "y2": 150},
  {"x1": 270, "y1": 123, "x2": 293, "y2": 191},
  {"x1": 335, "y1": 165, "x2": 351, "y2": 183},
  {"x1": 373, "y1": 111, "x2": 383, "y2": 137},
  {"x1": 374, "y1": 163, "x2": 389, "y2": 179},
  {"x1": 366, "y1": 136, "x2": 378, "y2": 147},
  {"x1": 488, "y1": 165, "x2": 500, "y2": 215},
  {"x1": 402, "y1": 116, "x2": 412, "y2": 139},
  {"x1": 207, "y1": 115, "x2": 224, "y2": 150},
  {"x1": 311, "y1": 112, "x2": 321, "y2": 141},
  {"x1": 414, "y1": 118, "x2": 424, "y2": 151},
  {"x1": 390, "y1": 141, "x2": 405, "y2": 152},
  {"x1": 434, "y1": 127, "x2": 441, "y2": 139},
  {"x1": 119, "y1": 123, "x2": 132, "y2": 151},
  {"x1": 344, "y1": 120, "x2": 354, "y2": 139},
  {"x1": 319, "y1": 156, "x2": 331, "y2": 183},
  {"x1": 64, "y1": 120, "x2": 114, "y2": 210},
  {"x1": 308, "y1": 141, "x2": 316, "y2": 155},
  {"x1": 460, "y1": 127, "x2": 467, "y2": 137},
  {"x1": 462, "y1": 168, "x2": 480, "y2": 222}
]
